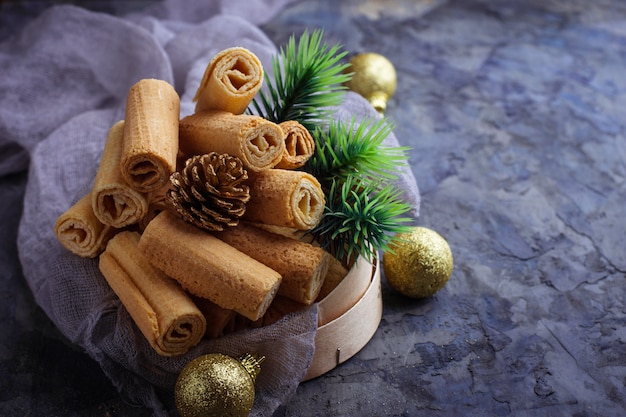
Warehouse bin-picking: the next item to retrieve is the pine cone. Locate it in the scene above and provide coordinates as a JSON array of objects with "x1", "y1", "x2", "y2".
[{"x1": 167, "y1": 153, "x2": 250, "y2": 231}]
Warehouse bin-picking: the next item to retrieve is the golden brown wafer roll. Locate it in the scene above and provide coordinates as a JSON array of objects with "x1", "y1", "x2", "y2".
[
  {"x1": 191, "y1": 297, "x2": 236, "y2": 339},
  {"x1": 54, "y1": 192, "x2": 116, "y2": 258},
  {"x1": 138, "y1": 211, "x2": 281, "y2": 321},
  {"x1": 193, "y1": 47, "x2": 264, "y2": 114},
  {"x1": 251, "y1": 296, "x2": 307, "y2": 328},
  {"x1": 252, "y1": 223, "x2": 307, "y2": 241},
  {"x1": 243, "y1": 169, "x2": 325, "y2": 230},
  {"x1": 275, "y1": 120, "x2": 315, "y2": 169},
  {"x1": 178, "y1": 111, "x2": 285, "y2": 172},
  {"x1": 223, "y1": 314, "x2": 252, "y2": 335},
  {"x1": 137, "y1": 182, "x2": 173, "y2": 231},
  {"x1": 92, "y1": 120, "x2": 149, "y2": 228},
  {"x1": 316, "y1": 255, "x2": 349, "y2": 301},
  {"x1": 122, "y1": 78, "x2": 180, "y2": 193},
  {"x1": 216, "y1": 222, "x2": 330, "y2": 305},
  {"x1": 99, "y1": 231, "x2": 206, "y2": 356}
]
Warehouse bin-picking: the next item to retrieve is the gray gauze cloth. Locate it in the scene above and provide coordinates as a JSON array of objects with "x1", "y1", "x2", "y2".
[{"x1": 1, "y1": 1, "x2": 420, "y2": 416}]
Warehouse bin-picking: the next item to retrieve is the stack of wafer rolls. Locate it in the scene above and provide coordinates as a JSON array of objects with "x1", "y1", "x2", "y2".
[
  {"x1": 193, "y1": 47, "x2": 264, "y2": 114},
  {"x1": 275, "y1": 120, "x2": 315, "y2": 169},
  {"x1": 215, "y1": 222, "x2": 331, "y2": 305},
  {"x1": 99, "y1": 231, "x2": 206, "y2": 356},
  {"x1": 52, "y1": 44, "x2": 373, "y2": 353},
  {"x1": 121, "y1": 78, "x2": 180, "y2": 193},
  {"x1": 243, "y1": 169, "x2": 325, "y2": 230},
  {"x1": 138, "y1": 211, "x2": 282, "y2": 321},
  {"x1": 178, "y1": 111, "x2": 285, "y2": 172},
  {"x1": 54, "y1": 193, "x2": 116, "y2": 258},
  {"x1": 92, "y1": 120, "x2": 149, "y2": 228}
]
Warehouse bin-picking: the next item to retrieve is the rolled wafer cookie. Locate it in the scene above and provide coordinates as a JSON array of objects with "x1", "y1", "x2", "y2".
[
  {"x1": 250, "y1": 296, "x2": 307, "y2": 328},
  {"x1": 243, "y1": 169, "x2": 325, "y2": 230},
  {"x1": 193, "y1": 47, "x2": 264, "y2": 114},
  {"x1": 138, "y1": 211, "x2": 282, "y2": 321},
  {"x1": 122, "y1": 78, "x2": 180, "y2": 193},
  {"x1": 216, "y1": 222, "x2": 330, "y2": 305},
  {"x1": 222, "y1": 313, "x2": 253, "y2": 335},
  {"x1": 275, "y1": 120, "x2": 315, "y2": 169},
  {"x1": 92, "y1": 120, "x2": 149, "y2": 228},
  {"x1": 54, "y1": 192, "x2": 116, "y2": 258},
  {"x1": 178, "y1": 111, "x2": 285, "y2": 172},
  {"x1": 252, "y1": 223, "x2": 307, "y2": 241},
  {"x1": 138, "y1": 182, "x2": 172, "y2": 231},
  {"x1": 191, "y1": 297, "x2": 236, "y2": 339},
  {"x1": 99, "y1": 231, "x2": 206, "y2": 356},
  {"x1": 316, "y1": 255, "x2": 349, "y2": 301}
]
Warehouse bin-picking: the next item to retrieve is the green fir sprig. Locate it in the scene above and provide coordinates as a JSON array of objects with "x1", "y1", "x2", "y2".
[
  {"x1": 306, "y1": 116, "x2": 411, "y2": 186},
  {"x1": 312, "y1": 176, "x2": 413, "y2": 265},
  {"x1": 305, "y1": 117, "x2": 414, "y2": 264},
  {"x1": 249, "y1": 29, "x2": 352, "y2": 131}
]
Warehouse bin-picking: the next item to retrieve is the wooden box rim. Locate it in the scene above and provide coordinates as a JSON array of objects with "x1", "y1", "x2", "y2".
[{"x1": 303, "y1": 255, "x2": 382, "y2": 381}]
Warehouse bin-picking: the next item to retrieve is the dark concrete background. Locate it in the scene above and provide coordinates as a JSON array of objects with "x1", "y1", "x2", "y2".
[{"x1": 1, "y1": 0, "x2": 625, "y2": 416}]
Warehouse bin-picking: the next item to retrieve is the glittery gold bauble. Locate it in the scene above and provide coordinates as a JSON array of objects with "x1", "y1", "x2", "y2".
[
  {"x1": 175, "y1": 353, "x2": 265, "y2": 417},
  {"x1": 344, "y1": 52, "x2": 397, "y2": 113},
  {"x1": 383, "y1": 227, "x2": 453, "y2": 298}
]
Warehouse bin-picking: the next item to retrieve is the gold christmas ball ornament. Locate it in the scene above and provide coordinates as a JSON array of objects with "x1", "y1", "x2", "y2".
[
  {"x1": 344, "y1": 52, "x2": 397, "y2": 114},
  {"x1": 383, "y1": 227, "x2": 453, "y2": 298},
  {"x1": 175, "y1": 352, "x2": 265, "y2": 417}
]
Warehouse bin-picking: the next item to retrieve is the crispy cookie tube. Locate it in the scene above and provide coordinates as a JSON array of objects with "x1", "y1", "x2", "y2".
[
  {"x1": 92, "y1": 120, "x2": 149, "y2": 228},
  {"x1": 191, "y1": 297, "x2": 236, "y2": 339},
  {"x1": 316, "y1": 255, "x2": 349, "y2": 301},
  {"x1": 243, "y1": 169, "x2": 325, "y2": 230},
  {"x1": 275, "y1": 120, "x2": 315, "y2": 169},
  {"x1": 99, "y1": 231, "x2": 206, "y2": 356},
  {"x1": 178, "y1": 111, "x2": 284, "y2": 172},
  {"x1": 216, "y1": 222, "x2": 330, "y2": 305},
  {"x1": 138, "y1": 182, "x2": 172, "y2": 231},
  {"x1": 251, "y1": 296, "x2": 308, "y2": 328},
  {"x1": 121, "y1": 78, "x2": 180, "y2": 193},
  {"x1": 193, "y1": 47, "x2": 263, "y2": 114},
  {"x1": 138, "y1": 211, "x2": 282, "y2": 321},
  {"x1": 54, "y1": 192, "x2": 115, "y2": 258}
]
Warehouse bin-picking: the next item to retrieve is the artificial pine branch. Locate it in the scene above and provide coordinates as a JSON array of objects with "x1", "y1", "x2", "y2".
[
  {"x1": 305, "y1": 116, "x2": 410, "y2": 186},
  {"x1": 252, "y1": 29, "x2": 414, "y2": 263},
  {"x1": 249, "y1": 29, "x2": 352, "y2": 131},
  {"x1": 311, "y1": 176, "x2": 413, "y2": 265},
  {"x1": 306, "y1": 116, "x2": 414, "y2": 263}
]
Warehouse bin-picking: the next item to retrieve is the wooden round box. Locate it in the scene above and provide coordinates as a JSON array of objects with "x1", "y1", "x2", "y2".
[{"x1": 303, "y1": 255, "x2": 382, "y2": 380}]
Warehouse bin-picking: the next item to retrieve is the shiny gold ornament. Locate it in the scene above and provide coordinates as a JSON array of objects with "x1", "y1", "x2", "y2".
[
  {"x1": 175, "y1": 352, "x2": 265, "y2": 417},
  {"x1": 344, "y1": 52, "x2": 397, "y2": 114},
  {"x1": 383, "y1": 227, "x2": 453, "y2": 298}
]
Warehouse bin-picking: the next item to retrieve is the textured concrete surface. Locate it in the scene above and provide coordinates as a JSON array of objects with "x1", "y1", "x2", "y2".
[
  {"x1": 265, "y1": 1, "x2": 626, "y2": 416},
  {"x1": 1, "y1": 0, "x2": 625, "y2": 416}
]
